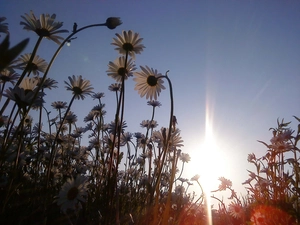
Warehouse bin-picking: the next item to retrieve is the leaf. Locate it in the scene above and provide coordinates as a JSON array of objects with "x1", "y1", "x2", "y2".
[
  {"x1": 0, "y1": 35, "x2": 29, "y2": 71},
  {"x1": 293, "y1": 115, "x2": 300, "y2": 122},
  {"x1": 257, "y1": 140, "x2": 270, "y2": 148}
]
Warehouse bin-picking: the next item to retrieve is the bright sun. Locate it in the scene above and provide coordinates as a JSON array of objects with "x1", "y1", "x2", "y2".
[{"x1": 187, "y1": 102, "x2": 231, "y2": 196}]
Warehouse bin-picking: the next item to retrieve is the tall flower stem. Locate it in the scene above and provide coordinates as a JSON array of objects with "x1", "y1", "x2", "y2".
[
  {"x1": 152, "y1": 71, "x2": 174, "y2": 224},
  {"x1": 106, "y1": 51, "x2": 129, "y2": 224}
]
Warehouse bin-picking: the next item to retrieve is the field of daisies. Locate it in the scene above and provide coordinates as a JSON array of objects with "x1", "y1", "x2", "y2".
[{"x1": 0, "y1": 12, "x2": 299, "y2": 225}]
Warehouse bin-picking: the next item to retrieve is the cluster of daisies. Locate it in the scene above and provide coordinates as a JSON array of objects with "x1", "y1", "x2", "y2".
[
  {"x1": 0, "y1": 11, "x2": 197, "y2": 224},
  {"x1": 1, "y1": 11, "x2": 299, "y2": 225}
]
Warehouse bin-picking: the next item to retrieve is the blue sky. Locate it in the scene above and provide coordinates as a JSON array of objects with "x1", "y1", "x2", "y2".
[{"x1": 2, "y1": 0, "x2": 300, "y2": 199}]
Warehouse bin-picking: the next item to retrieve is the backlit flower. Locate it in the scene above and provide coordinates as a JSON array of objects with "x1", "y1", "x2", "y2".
[
  {"x1": 92, "y1": 92, "x2": 105, "y2": 100},
  {"x1": 134, "y1": 66, "x2": 165, "y2": 100},
  {"x1": 38, "y1": 77, "x2": 58, "y2": 90},
  {"x1": 0, "y1": 17, "x2": 9, "y2": 36},
  {"x1": 20, "y1": 11, "x2": 68, "y2": 45},
  {"x1": 179, "y1": 153, "x2": 191, "y2": 163},
  {"x1": 64, "y1": 111, "x2": 77, "y2": 124},
  {"x1": 140, "y1": 120, "x2": 158, "y2": 129},
  {"x1": 4, "y1": 86, "x2": 42, "y2": 108},
  {"x1": 13, "y1": 53, "x2": 48, "y2": 75},
  {"x1": 152, "y1": 127, "x2": 183, "y2": 151},
  {"x1": 65, "y1": 75, "x2": 94, "y2": 100},
  {"x1": 51, "y1": 101, "x2": 67, "y2": 110},
  {"x1": 112, "y1": 30, "x2": 145, "y2": 58},
  {"x1": 218, "y1": 177, "x2": 232, "y2": 190},
  {"x1": 108, "y1": 83, "x2": 121, "y2": 92},
  {"x1": 191, "y1": 174, "x2": 200, "y2": 182},
  {"x1": 55, "y1": 176, "x2": 89, "y2": 213},
  {"x1": 19, "y1": 77, "x2": 39, "y2": 91},
  {"x1": 0, "y1": 69, "x2": 19, "y2": 85},
  {"x1": 107, "y1": 56, "x2": 136, "y2": 82},
  {"x1": 147, "y1": 100, "x2": 162, "y2": 108},
  {"x1": 228, "y1": 202, "x2": 244, "y2": 219}
]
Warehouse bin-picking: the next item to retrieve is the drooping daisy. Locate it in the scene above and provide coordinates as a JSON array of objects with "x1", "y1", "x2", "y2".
[
  {"x1": 0, "y1": 17, "x2": 9, "y2": 36},
  {"x1": 228, "y1": 202, "x2": 244, "y2": 219},
  {"x1": 107, "y1": 56, "x2": 136, "y2": 82},
  {"x1": 20, "y1": 11, "x2": 69, "y2": 45},
  {"x1": 13, "y1": 53, "x2": 48, "y2": 75},
  {"x1": 134, "y1": 66, "x2": 165, "y2": 100},
  {"x1": 64, "y1": 75, "x2": 94, "y2": 100},
  {"x1": 112, "y1": 30, "x2": 145, "y2": 58},
  {"x1": 55, "y1": 175, "x2": 89, "y2": 213}
]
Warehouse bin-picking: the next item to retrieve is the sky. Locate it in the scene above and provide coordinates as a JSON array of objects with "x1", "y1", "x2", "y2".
[{"x1": 1, "y1": 0, "x2": 300, "y2": 202}]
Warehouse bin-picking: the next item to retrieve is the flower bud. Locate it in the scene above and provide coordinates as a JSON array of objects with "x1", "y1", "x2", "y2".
[{"x1": 105, "y1": 17, "x2": 122, "y2": 29}]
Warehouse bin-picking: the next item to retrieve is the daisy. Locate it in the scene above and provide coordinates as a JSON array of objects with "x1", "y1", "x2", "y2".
[
  {"x1": 0, "y1": 17, "x2": 9, "y2": 36},
  {"x1": 147, "y1": 100, "x2": 162, "y2": 108},
  {"x1": 55, "y1": 175, "x2": 89, "y2": 213},
  {"x1": 152, "y1": 127, "x2": 184, "y2": 150},
  {"x1": 228, "y1": 202, "x2": 244, "y2": 219},
  {"x1": 92, "y1": 92, "x2": 105, "y2": 100},
  {"x1": 64, "y1": 75, "x2": 94, "y2": 100},
  {"x1": 4, "y1": 86, "x2": 41, "y2": 108},
  {"x1": 179, "y1": 153, "x2": 191, "y2": 163},
  {"x1": 140, "y1": 120, "x2": 158, "y2": 129},
  {"x1": 108, "y1": 83, "x2": 121, "y2": 92},
  {"x1": 38, "y1": 77, "x2": 58, "y2": 90},
  {"x1": 19, "y1": 77, "x2": 39, "y2": 91},
  {"x1": 133, "y1": 66, "x2": 165, "y2": 100},
  {"x1": 92, "y1": 104, "x2": 106, "y2": 117},
  {"x1": 107, "y1": 56, "x2": 136, "y2": 82},
  {"x1": 108, "y1": 120, "x2": 127, "y2": 134},
  {"x1": 218, "y1": 177, "x2": 232, "y2": 191},
  {"x1": 120, "y1": 132, "x2": 133, "y2": 145},
  {"x1": 0, "y1": 69, "x2": 20, "y2": 85},
  {"x1": 112, "y1": 30, "x2": 145, "y2": 58},
  {"x1": 191, "y1": 174, "x2": 200, "y2": 182},
  {"x1": 13, "y1": 53, "x2": 48, "y2": 75},
  {"x1": 64, "y1": 111, "x2": 77, "y2": 124},
  {"x1": 51, "y1": 101, "x2": 67, "y2": 110},
  {"x1": 20, "y1": 11, "x2": 68, "y2": 45}
]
